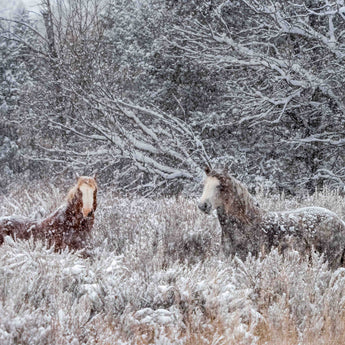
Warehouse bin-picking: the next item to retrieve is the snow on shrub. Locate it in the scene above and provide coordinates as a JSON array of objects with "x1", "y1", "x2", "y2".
[{"x1": 0, "y1": 184, "x2": 345, "y2": 344}]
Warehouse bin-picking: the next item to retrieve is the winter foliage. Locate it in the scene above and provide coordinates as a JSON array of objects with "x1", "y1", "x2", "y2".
[
  {"x1": 0, "y1": 0, "x2": 344, "y2": 193},
  {"x1": 1, "y1": 184, "x2": 345, "y2": 344}
]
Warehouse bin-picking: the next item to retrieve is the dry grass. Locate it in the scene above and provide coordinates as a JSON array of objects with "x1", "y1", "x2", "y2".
[{"x1": 1, "y1": 183, "x2": 345, "y2": 344}]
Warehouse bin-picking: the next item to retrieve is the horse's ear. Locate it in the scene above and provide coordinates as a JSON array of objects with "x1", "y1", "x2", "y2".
[
  {"x1": 92, "y1": 170, "x2": 98, "y2": 180},
  {"x1": 205, "y1": 166, "x2": 211, "y2": 175},
  {"x1": 75, "y1": 172, "x2": 80, "y2": 181}
]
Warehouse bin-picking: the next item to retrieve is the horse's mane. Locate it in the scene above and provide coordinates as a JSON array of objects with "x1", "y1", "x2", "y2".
[
  {"x1": 209, "y1": 170, "x2": 262, "y2": 224},
  {"x1": 66, "y1": 185, "x2": 80, "y2": 203}
]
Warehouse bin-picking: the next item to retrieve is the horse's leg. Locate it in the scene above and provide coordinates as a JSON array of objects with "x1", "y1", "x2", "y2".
[
  {"x1": 339, "y1": 247, "x2": 345, "y2": 267},
  {"x1": 312, "y1": 219, "x2": 345, "y2": 269},
  {"x1": 218, "y1": 209, "x2": 235, "y2": 257},
  {"x1": 220, "y1": 221, "x2": 252, "y2": 260},
  {"x1": 221, "y1": 226, "x2": 232, "y2": 257}
]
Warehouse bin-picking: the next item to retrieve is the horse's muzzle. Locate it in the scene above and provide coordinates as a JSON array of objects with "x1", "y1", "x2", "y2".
[
  {"x1": 82, "y1": 209, "x2": 94, "y2": 218},
  {"x1": 198, "y1": 201, "x2": 212, "y2": 214}
]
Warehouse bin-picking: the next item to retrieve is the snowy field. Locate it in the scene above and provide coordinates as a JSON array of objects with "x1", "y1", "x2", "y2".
[{"x1": 1, "y1": 183, "x2": 345, "y2": 344}]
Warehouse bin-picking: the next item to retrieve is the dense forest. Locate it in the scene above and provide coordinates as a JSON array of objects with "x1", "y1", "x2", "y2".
[{"x1": 1, "y1": 0, "x2": 345, "y2": 194}]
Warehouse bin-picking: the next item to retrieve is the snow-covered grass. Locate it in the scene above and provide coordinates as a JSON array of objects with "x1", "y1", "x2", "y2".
[{"x1": 1, "y1": 184, "x2": 345, "y2": 344}]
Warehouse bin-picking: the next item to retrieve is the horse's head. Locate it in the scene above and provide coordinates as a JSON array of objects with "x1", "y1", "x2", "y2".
[
  {"x1": 198, "y1": 167, "x2": 259, "y2": 222},
  {"x1": 78, "y1": 176, "x2": 98, "y2": 218},
  {"x1": 198, "y1": 167, "x2": 223, "y2": 214},
  {"x1": 68, "y1": 175, "x2": 98, "y2": 218}
]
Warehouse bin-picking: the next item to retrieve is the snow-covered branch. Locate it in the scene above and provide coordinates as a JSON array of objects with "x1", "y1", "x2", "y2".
[{"x1": 30, "y1": 87, "x2": 209, "y2": 193}]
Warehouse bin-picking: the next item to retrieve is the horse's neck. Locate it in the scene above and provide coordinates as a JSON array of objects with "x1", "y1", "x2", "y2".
[
  {"x1": 225, "y1": 197, "x2": 263, "y2": 225},
  {"x1": 66, "y1": 198, "x2": 82, "y2": 217},
  {"x1": 37, "y1": 200, "x2": 82, "y2": 229},
  {"x1": 65, "y1": 198, "x2": 94, "y2": 231},
  {"x1": 217, "y1": 206, "x2": 262, "y2": 258},
  {"x1": 217, "y1": 207, "x2": 242, "y2": 227}
]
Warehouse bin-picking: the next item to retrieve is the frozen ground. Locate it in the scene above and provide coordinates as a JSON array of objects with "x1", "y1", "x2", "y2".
[{"x1": 0, "y1": 183, "x2": 345, "y2": 344}]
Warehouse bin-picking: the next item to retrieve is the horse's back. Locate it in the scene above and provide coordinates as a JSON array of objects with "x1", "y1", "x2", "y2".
[
  {"x1": 265, "y1": 206, "x2": 345, "y2": 231},
  {"x1": 0, "y1": 216, "x2": 37, "y2": 244},
  {"x1": 263, "y1": 206, "x2": 345, "y2": 268},
  {"x1": 279, "y1": 206, "x2": 344, "y2": 220}
]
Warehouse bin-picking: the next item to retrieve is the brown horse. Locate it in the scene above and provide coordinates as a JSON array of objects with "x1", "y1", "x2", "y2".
[
  {"x1": 198, "y1": 167, "x2": 345, "y2": 268},
  {"x1": 0, "y1": 176, "x2": 97, "y2": 251}
]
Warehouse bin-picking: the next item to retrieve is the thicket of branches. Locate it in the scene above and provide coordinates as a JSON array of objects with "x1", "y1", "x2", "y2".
[{"x1": 1, "y1": 0, "x2": 344, "y2": 193}]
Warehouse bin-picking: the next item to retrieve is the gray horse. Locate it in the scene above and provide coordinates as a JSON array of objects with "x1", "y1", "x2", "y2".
[{"x1": 198, "y1": 168, "x2": 345, "y2": 268}]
